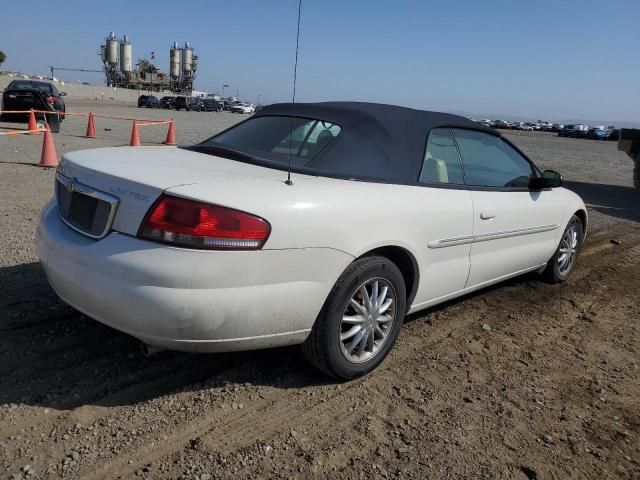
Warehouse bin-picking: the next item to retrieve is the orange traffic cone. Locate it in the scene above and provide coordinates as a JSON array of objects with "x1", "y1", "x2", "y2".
[
  {"x1": 129, "y1": 120, "x2": 141, "y2": 146},
  {"x1": 40, "y1": 125, "x2": 58, "y2": 168},
  {"x1": 28, "y1": 109, "x2": 39, "y2": 134},
  {"x1": 85, "y1": 112, "x2": 96, "y2": 138},
  {"x1": 164, "y1": 118, "x2": 176, "y2": 145}
]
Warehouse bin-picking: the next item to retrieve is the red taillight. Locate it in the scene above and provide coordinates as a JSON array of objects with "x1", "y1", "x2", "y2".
[
  {"x1": 47, "y1": 96, "x2": 56, "y2": 104},
  {"x1": 138, "y1": 195, "x2": 271, "y2": 250}
]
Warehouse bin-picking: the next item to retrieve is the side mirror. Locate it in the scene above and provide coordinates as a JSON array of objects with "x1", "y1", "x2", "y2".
[
  {"x1": 59, "y1": 92, "x2": 67, "y2": 96},
  {"x1": 530, "y1": 170, "x2": 563, "y2": 190}
]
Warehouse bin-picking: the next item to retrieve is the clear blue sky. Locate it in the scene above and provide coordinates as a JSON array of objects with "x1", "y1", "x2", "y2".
[{"x1": 2, "y1": 0, "x2": 638, "y2": 123}]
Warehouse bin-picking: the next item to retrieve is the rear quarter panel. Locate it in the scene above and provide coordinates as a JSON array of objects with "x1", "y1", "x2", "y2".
[
  {"x1": 167, "y1": 176, "x2": 476, "y2": 307},
  {"x1": 166, "y1": 176, "x2": 459, "y2": 256}
]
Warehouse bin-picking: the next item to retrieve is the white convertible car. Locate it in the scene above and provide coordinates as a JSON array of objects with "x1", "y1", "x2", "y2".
[{"x1": 36, "y1": 102, "x2": 587, "y2": 378}]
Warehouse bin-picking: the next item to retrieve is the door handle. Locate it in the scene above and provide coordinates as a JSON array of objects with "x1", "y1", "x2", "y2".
[{"x1": 480, "y1": 211, "x2": 496, "y2": 220}]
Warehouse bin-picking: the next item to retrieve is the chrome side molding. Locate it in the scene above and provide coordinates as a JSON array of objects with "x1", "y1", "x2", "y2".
[
  {"x1": 429, "y1": 224, "x2": 559, "y2": 249},
  {"x1": 428, "y1": 235, "x2": 475, "y2": 248}
]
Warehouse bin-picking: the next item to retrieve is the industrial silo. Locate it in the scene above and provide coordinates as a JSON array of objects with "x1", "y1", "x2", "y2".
[
  {"x1": 183, "y1": 42, "x2": 193, "y2": 74},
  {"x1": 120, "y1": 34, "x2": 132, "y2": 73},
  {"x1": 170, "y1": 42, "x2": 181, "y2": 80},
  {"x1": 106, "y1": 32, "x2": 119, "y2": 67}
]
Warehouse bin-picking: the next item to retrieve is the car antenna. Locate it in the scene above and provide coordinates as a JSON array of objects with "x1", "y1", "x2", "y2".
[{"x1": 286, "y1": 0, "x2": 303, "y2": 186}]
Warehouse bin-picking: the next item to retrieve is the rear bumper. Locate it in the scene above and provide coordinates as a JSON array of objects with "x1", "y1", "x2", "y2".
[{"x1": 36, "y1": 201, "x2": 353, "y2": 352}]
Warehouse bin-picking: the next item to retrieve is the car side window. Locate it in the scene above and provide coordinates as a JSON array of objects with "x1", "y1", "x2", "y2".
[
  {"x1": 419, "y1": 128, "x2": 465, "y2": 185},
  {"x1": 450, "y1": 129, "x2": 533, "y2": 188}
]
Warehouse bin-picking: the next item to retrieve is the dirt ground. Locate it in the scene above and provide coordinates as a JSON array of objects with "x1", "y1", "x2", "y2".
[{"x1": 1, "y1": 102, "x2": 639, "y2": 479}]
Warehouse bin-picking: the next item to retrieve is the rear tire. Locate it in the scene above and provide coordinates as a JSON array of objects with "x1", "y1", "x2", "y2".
[
  {"x1": 542, "y1": 215, "x2": 584, "y2": 283},
  {"x1": 45, "y1": 113, "x2": 61, "y2": 133},
  {"x1": 302, "y1": 256, "x2": 406, "y2": 379}
]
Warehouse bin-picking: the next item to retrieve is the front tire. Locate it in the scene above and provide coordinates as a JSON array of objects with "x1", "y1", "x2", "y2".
[
  {"x1": 302, "y1": 256, "x2": 406, "y2": 379},
  {"x1": 542, "y1": 215, "x2": 584, "y2": 283}
]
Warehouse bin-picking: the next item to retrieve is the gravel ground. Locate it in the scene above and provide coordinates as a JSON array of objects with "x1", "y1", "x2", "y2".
[{"x1": 1, "y1": 102, "x2": 639, "y2": 479}]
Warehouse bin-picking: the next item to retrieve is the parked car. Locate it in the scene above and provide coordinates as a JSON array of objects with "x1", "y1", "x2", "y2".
[
  {"x1": 202, "y1": 98, "x2": 223, "y2": 112},
  {"x1": 174, "y1": 96, "x2": 203, "y2": 111},
  {"x1": 160, "y1": 96, "x2": 175, "y2": 109},
  {"x1": 570, "y1": 124, "x2": 590, "y2": 138},
  {"x1": 138, "y1": 95, "x2": 160, "y2": 108},
  {"x1": 1, "y1": 79, "x2": 66, "y2": 132},
  {"x1": 231, "y1": 102, "x2": 255, "y2": 114},
  {"x1": 492, "y1": 120, "x2": 510, "y2": 129},
  {"x1": 520, "y1": 124, "x2": 534, "y2": 131},
  {"x1": 608, "y1": 129, "x2": 620, "y2": 141},
  {"x1": 558, "y1": 124, "x2": 575, "y2": 137},
  {"x1": 36, "y1": 102, "x2": 586, "y2": 379},
  {"x1": 588, "y1": 128, "x2": 610, "y2": 140},
  {"x1": 472, "y1": 119, "x2": 492, "y2": 128}
]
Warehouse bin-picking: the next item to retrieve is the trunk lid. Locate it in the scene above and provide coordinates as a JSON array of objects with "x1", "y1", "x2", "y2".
[{"x1": 59, "y1": 146, "x2": 288, "y2": 236}]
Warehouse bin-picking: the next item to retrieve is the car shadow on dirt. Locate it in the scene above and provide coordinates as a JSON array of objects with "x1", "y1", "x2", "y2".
[
  {"x1": 564, "y1": 180, "x2": 640, "y2": 223},
  {"x1": 0, "y1": 262, "x2": 337, "y2": 411},
  {"x1": 0, "y1": 260, "x2": 547, "y2": 411}
]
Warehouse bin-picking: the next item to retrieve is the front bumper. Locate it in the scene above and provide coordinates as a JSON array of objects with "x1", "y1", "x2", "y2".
[{"x1": 36, "y1": 201, "x2": 353, "y2": 352}]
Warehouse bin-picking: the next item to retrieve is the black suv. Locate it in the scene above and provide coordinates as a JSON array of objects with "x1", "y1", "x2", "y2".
[
  {"x1": 160, "y1": 96, "x2": 175, "y2": 109},
  {"x1": 138, "y1": 95, "x2": 160, "y2": 108},
  {"x1": 202, "y1": 98, "x2": 223, "y2": 112},
  {"x1": 174, "y1": 96, "x2": 203, "y2": 111}
]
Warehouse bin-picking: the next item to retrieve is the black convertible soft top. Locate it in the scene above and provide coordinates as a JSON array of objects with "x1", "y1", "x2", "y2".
[
  {"x1": 254, "y1": 102, "x2": 496, "y2": 184},
  {"x1": 192, "y1": 101, "x2": 499, "y2": 185}
]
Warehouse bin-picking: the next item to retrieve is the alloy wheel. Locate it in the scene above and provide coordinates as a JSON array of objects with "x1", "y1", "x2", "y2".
[
  {"x1": 339, "y1": 278, "x2": 397, "y2": 364},
  {"x1": 558, "y1": 223, "x2": 580, "y2": 274}
]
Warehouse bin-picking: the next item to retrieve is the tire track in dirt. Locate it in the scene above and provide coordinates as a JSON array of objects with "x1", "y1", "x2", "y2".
[
  {"x1": 84, "y1": 361, "x2": 432, "y2": 480},
  {"x1": 81, "y1": 371, "x2": 387, "y2": 479}
]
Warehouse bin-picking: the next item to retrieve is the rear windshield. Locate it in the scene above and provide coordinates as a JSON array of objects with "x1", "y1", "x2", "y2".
[
  {"x1": 201, "y1": 116, "x2": 341, "y2": 165},
  {"x1": 8, "y1": 81, "x2": 55, "y2": 94}
]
